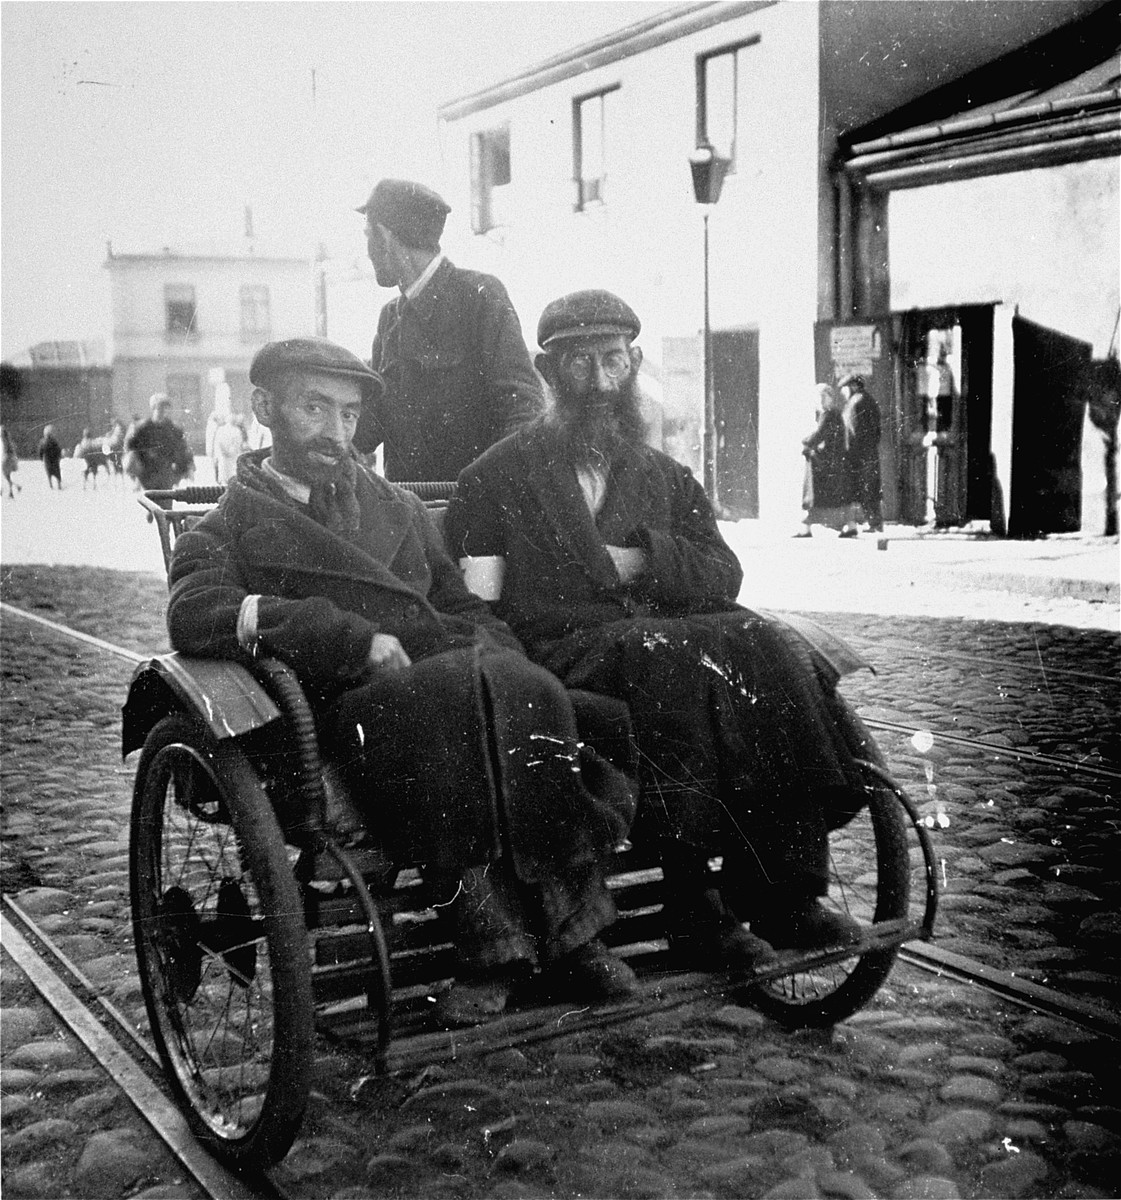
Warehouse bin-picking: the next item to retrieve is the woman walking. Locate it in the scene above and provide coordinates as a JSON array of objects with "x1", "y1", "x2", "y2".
[{"x1": 797, "y1": 384, "x2": 859, "y2": 537}]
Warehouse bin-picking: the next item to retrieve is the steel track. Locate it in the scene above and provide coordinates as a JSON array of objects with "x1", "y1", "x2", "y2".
[
  {"x1": 5, "y1": 599, "x2": 1117, "y2": 784},
  {"x1": 841, "y1": 640, "x2": 1119, "y2": 687},
  {"x1": 0, "y1": 896, "x2": 281, "y2": 1200},
  {"x1": 2, "y1": 600, "x2": 1118, "y2": 1163}
]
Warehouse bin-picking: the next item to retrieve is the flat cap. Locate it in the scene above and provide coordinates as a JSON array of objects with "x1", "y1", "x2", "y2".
[
  {"x1": 837, "y1": 373, "x2": 865, "y2": 391},
  {"x1": 537, "y1": 289, "x2": 641, "y2": 349},
  {"x1": 355, "y1": 178, "x2": 450, "y2": 251},
  {"x1": 249, "y1": 337, "x2": 383, "y2": 399}
]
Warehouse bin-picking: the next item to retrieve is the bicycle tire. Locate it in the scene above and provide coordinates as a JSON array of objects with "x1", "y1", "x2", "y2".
[{"x1": 129, "y1": 713, "x2": 314, "y2": 1168}]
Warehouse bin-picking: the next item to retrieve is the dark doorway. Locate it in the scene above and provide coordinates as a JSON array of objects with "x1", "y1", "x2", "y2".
[
  {"x1": 1009, "y1": 315, "x2": 1090, "y2": 536},
  {"x1": 898, "y1": 306, "x2": 994, "y2": 527},
  {"x1": 712, "y1": 326, "x2": 759, "y2": 518}
]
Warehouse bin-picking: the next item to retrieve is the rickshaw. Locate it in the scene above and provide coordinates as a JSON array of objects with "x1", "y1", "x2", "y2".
[{"x1": 123, "y1": 484, "x2": 939, "y2": 1169}]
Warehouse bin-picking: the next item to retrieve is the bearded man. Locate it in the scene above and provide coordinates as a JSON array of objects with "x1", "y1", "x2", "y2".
[
  {"x1": 166, "y1": 336, "x2": 639, "y2": 1026},
  {"x1": 446, "y1": 291, "x2": 873, "y2": 973}
]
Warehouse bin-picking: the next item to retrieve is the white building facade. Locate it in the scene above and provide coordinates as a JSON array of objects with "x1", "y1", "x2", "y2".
[
  {"x1": 106, "y1": 249, "x2": 313, "y2": 447},
  {"x1": 438, "y1": 1, "x2": 822, "y2": 519},
  {"x1": 435, "y1": 0, "x2": 1119, "y2": 529}
]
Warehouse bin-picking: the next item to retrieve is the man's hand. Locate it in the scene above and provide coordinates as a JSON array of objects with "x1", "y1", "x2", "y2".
[
  {"x1": 606, "y1": 544, "x2": 647, "y2": 583},
  {"x1": 367, "y1": 632, "x2": 411, "y2": 672}
]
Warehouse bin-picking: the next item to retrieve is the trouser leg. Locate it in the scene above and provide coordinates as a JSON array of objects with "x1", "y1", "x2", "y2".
[{"x1": 449, "y1": 858, "x2": 616, "y2": 977}]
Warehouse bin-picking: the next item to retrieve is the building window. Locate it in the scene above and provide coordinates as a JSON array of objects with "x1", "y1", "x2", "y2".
[
  {"x1": 696, "y1": 37, "x2": 759, "y2": 170},
  {"x1": 470, "y1": 125, "x2": 511, "y2": 233},
  {"x1": 166, "y1": 373, "x2": 201, "y2": 426},
  {"x1": 239, "y1": 285, "x2": 271, "y2": 344},
  {"x1": 164, "y1": 284, "x2": 198, "y2": 340},
  {"x1": 573, "y1": 86, "x2": 618, "y2": 210}
]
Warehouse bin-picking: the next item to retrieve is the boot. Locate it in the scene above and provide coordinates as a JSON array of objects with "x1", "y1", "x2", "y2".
[{"x1": 753, "y1": 898, "x2": 861, "y2": 952}]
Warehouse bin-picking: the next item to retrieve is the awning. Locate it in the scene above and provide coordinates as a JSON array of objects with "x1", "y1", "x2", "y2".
[{"x1": 841, "y1": 21, "x2": 1121, "y2": 190}]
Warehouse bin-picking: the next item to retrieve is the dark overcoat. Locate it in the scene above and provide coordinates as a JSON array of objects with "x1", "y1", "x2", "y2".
[
  {"x1": 844, "y1": 390, "x2": 884, "y2": 513},
  {"x1": 446, "y1": 426, "x2": 872, "y2": 894},
  {"x1": 167, "y1": 453, "x2": 633, "y2": 883},
  {"x1": 126, "y1": 419, "x2": 194, "y2": 490},
  {"x1": 802, "y1": 408, "x2": 856, "y2": 512},
  {"x1": 354, "y1": 258, "x2": 543, "y2": 481}
]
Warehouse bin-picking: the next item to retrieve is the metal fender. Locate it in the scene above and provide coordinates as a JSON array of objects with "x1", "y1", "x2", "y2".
[
  {"x1": 122, "y1": 653, "x2": 281, "y2": 757},
  {"x1": 758, "y1": 609, "x2": 874, "y2": 679}
]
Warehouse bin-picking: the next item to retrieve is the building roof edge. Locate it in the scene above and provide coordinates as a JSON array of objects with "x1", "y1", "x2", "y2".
[{"x1": 438, "y1": 0, "x2": 776, "y2": 123}]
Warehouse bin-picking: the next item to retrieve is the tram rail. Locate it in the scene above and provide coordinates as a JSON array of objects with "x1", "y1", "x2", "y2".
[
  {"x1": 4, "y1": 875, "x2": 1120, "y2": 1200},
  {"x1": 3, "y1": 598, "x2": 1119, "y2": 1194},
  {"x1": 5, "y1": 599, "x2": 1115, "y2": 783}
]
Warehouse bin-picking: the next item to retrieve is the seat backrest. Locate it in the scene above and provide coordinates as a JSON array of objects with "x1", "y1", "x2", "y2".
[{"x1": 141, "y1": 480, "x2": 459, "y2": 577}]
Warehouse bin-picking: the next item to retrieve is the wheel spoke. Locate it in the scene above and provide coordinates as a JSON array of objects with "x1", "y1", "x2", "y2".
[{"x1": 130, "y1": 717, "x2": 311, "y2": 1166}]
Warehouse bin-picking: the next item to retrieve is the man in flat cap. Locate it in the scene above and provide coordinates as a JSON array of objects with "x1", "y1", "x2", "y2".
[
  {"x1": 447, "y1": 291, "x2": 877, "y2": 974},
  {"x1": 353, "y1": 178, "x2": 542, "y2": 481},
  {"x1": 838, "y1": 374, "x2": 885, "y2": 534},
  {"x1": 167, "y1": 335, "x2": 639, "y2": 1025}
]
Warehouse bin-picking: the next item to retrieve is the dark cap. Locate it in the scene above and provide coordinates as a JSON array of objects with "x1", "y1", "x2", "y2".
[
  {"x1": 355, "y1": 178, "x2": 451, "y2": 251},
  {"x1": 837, "y1": 373, "x2": 865, "y2": 391},
  {"x1": 249, "y1": 337, "x2": 383, "y2": 399},
  {"x1": 537, "y1": 289, "x2": 641, "y2": 349}
]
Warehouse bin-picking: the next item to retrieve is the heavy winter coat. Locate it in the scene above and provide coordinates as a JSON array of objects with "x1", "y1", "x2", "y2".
[
  {"x1": 354, "y1": 259, "x2": 543, "y2": 481},
  {"x1": 446, "y1": 425, "x2": 872, "y2": 894},
  {"x1": 126, "y1": 418, "x2": 194, "y2": 490},
  {"x1": 802, "y1": 408, "x2": 856, "y2": 512},
  {"x1": 167, "y1": 451, "x2": 634, "y2": 885}
]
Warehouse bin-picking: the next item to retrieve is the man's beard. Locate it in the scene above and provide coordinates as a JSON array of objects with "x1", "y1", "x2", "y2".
[
  {"x1": 548, "y1": 373, "x2": 647, "y2": 467},
  {"x1": 301, "y1": 448, "x2": 360, "y2": 534},
  {"x1": 270, "y1": 408, "x2": 360, "y2": 509}
]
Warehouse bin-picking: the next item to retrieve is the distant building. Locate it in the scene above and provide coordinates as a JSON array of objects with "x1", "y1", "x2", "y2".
[
  {"x1": 1, "y1": 363, "x2": 113, "y2": 457},
  {"x1": 436, "y1": 0, "x2": 1119, "y2": 532},
  {"x1": 27, "y1": 341, "x2": 107, "y2": 368},
  {"x1": 106, "y1": 245, "x2": 313, "y2": 449}
]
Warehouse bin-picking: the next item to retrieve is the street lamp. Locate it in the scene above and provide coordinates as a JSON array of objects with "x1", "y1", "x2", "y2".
[{"x1": 689, "y1": 142, "x2": 731, "y2": 502}]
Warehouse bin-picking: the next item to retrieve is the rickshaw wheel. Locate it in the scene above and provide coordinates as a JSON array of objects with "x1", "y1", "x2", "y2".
[
  {"x1": 746, "y1": 760, "x2": 913, "y2": 1027},
  {"x1": 130, "y1": 713, "x2": 314, "y2": 1169}
]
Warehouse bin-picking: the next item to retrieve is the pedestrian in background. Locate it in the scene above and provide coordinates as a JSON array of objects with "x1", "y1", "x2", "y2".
[
  {"x1": 245, "y1": 410, "x2": 272, "y2": 451},
  {"x1": 74, "y1": 427, "x2": 108, "y2": 489},
  {"x1": 2, "y1": 425, "x2": 20, "y2": 498},
  {"x1": 125, "y1": 393, "x2": 194, "y2": 491},
  {"x1": 104, "y1": 420, "x2": 126, "y2": 480},
  {"x1": 796, "y1": 384, "x2": 859, "y2": 537},
  {"x1": 212, "y1": 413, "x2": 247, "y2": 485},
  {"x1": 37, "y1": 424, "x2": 63, "y2": 489},
  {"x1": 839, "y1": 374, "x2": 885, "y2": 534},
  {"x1": 353, "y1": 178, "x2": 542, "y2": 480}
]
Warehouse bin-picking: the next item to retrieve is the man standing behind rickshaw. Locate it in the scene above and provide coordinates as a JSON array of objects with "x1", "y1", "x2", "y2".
[{"x1": 352, "y1": 178, "x2": 542, "y2": 481}]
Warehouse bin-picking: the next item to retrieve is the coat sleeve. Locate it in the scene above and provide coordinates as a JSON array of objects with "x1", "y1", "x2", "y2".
[
  {"x1": 443, "y1": 463, "x2": 508, "y2": 560},
  {"x1": 474, "y1": 279, "x2": 543, "y2": 438},
  {"x1": 352, "y1": 306, "x2": 394, "y2": 456},
  {"x1": 167, "y1": 512, "x2": 378, "y2": 685},
  {"x1": 627, "y1": 465, "x2": 744, "y2": 610},
  {"x1": 802, "y1": 413, "x2": 828, "y2": 458},
  {"x1": 409, "y1": 492, "x2": 524, "y2": 652}
]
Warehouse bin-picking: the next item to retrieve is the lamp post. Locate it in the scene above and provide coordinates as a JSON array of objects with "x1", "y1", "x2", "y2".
[{"x1": 689, "y1": 143, "x2": 731, "y2": 502}]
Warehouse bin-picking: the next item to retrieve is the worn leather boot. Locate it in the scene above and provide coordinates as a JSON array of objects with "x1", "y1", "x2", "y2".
[{"x1": 753, "y1": 898, "x2": 862, "y2": 952}]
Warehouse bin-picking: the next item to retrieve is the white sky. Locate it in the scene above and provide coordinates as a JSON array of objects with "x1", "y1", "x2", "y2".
[{"x1": 0, "y1": 0, "x2": 668, "y2": 360}]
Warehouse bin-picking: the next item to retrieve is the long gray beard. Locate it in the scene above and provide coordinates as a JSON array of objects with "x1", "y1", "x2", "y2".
[{"x1": 548, "y1": 379, "x2": 647, "y2": 468}]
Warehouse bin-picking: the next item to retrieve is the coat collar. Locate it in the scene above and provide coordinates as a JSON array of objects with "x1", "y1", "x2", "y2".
[
  {"x1": 396, "y1": 257, "x2": 456, "y2": 325},
  {"x1": 229, "y1": 454, "x2": 438, "y2": 613},
  {"x1": 516, "y1": 425, "x2": 659, "y2": 588}
]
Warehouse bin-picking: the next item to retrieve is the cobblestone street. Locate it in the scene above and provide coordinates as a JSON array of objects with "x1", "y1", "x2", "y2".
[{"x1": 2, "y1": 554, "x2": 1118, "y2": 1199}]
